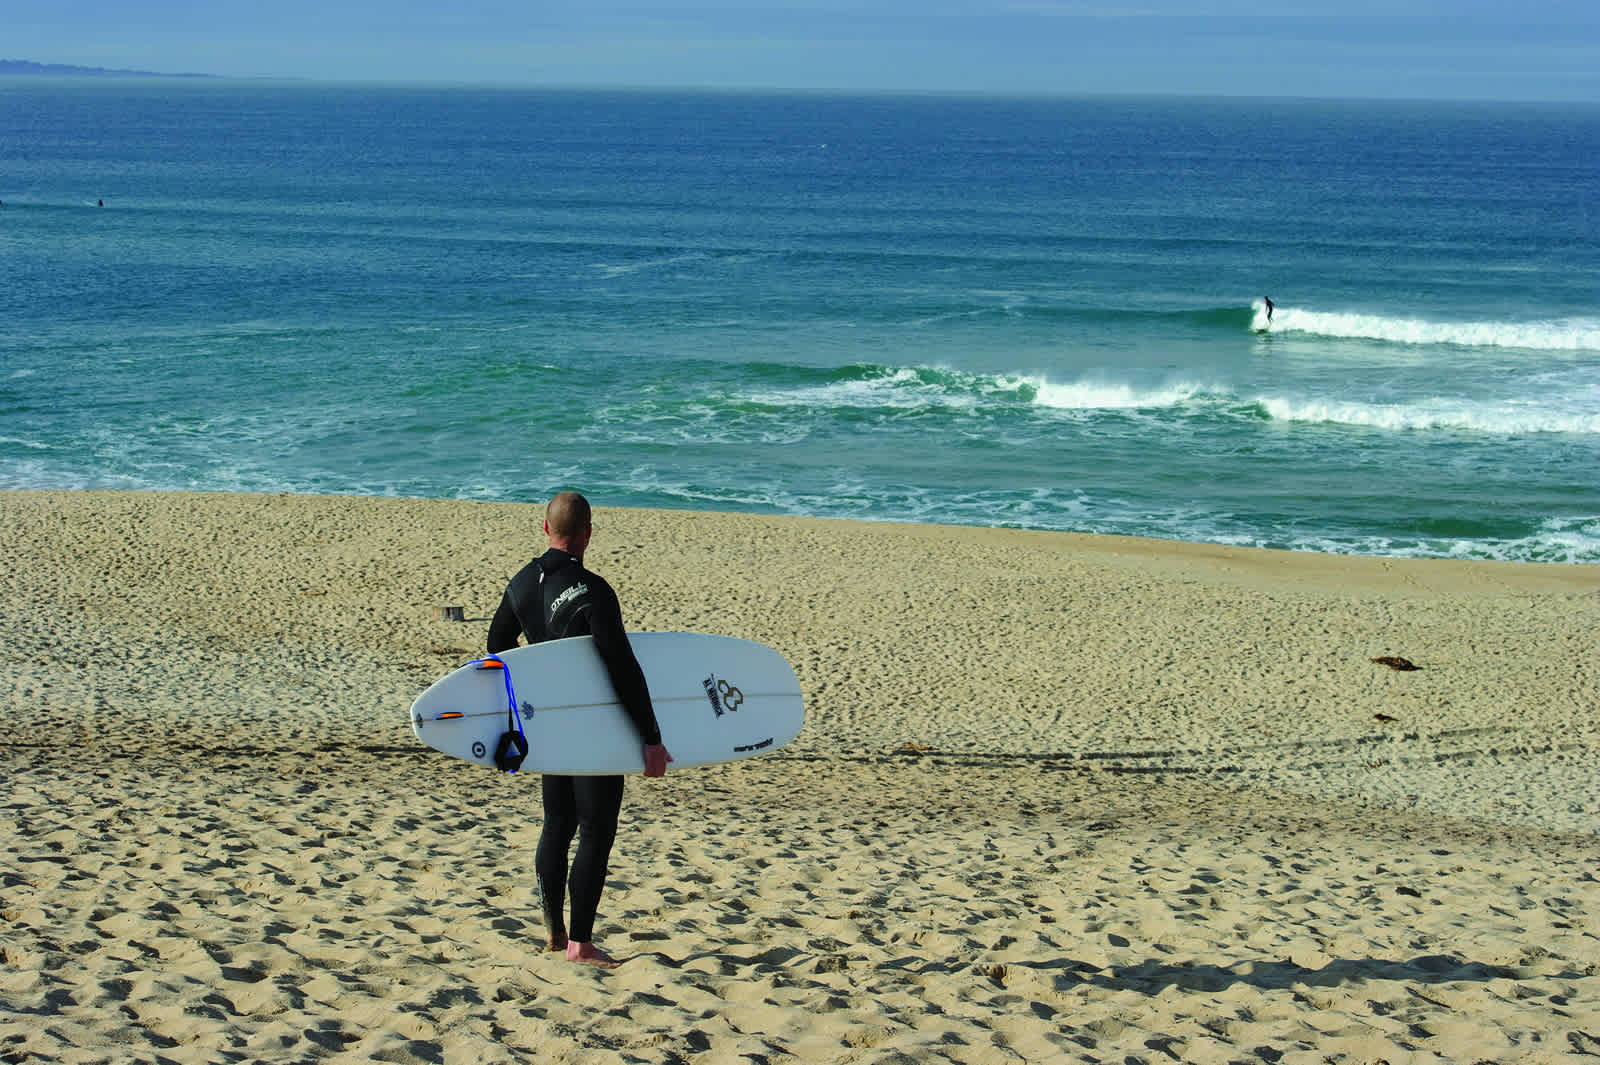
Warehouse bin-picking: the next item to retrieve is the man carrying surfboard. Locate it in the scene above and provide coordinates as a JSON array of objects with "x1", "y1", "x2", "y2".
[{"x1": 488, "y1": 491, "x2": 672, "y2": 968}]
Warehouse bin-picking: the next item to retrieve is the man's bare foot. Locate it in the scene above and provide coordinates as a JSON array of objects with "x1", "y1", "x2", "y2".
[
  {"x1": 565, "y1": 941, "x2": 620, "y2": 968},
  {"x1": 545, "y1": 933, "x2": 568, "y2": 953}
]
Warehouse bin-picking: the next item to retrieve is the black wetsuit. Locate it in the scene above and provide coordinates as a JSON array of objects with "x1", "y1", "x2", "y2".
[{"x1": 487, "y1": 549, "x2": 661, "y2": 944}]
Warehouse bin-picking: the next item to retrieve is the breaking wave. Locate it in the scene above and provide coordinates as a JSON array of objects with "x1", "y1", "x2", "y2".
[{"x1": 1255, "y1": 303, "x2": 1600, "y2": 352}]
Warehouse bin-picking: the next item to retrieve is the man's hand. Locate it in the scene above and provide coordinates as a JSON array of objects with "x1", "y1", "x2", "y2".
[{"x1": 643, "y1": 743, "x2": 672, "y2": 778}]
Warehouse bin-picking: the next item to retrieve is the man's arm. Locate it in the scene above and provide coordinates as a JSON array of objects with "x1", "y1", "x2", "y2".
[
  {"x1": 586, "y1": 580, "x2": 669, "y2": 774},
  {"x1": 487, "y1": 594, "x2": 522, "y2": 654},
  {"x1": 590, "y1": 609, "x2": 661, "y2": 745}
]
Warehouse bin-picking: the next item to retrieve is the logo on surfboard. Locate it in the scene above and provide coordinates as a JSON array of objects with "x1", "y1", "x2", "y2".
[{"x1": 703, "y1": 674, "x2": 743, "y2": 717}]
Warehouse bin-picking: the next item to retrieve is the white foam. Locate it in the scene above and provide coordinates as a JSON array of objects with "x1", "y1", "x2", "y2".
[
  {"x1": 1267, "y1": 307, "x2": 1600, "y2": 352},
  {"x1": 1303, "y1": 516, "x2": 1600, "y2": 565},
  {"x1": 1258, "y1": 395, "x2": 1600, "y2": 435},
  {"x1": 1030, "y1": 378, "x2": 1207, "y2": 412},
  {"x1": 741, "y1": 367, "x2": 984, "y2": 411}
]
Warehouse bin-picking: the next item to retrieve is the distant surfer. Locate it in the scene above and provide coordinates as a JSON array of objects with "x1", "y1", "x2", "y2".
[
  {"x1": 488, "y1": 491, "x2": 671, "y2": 969},
  {"x1": 1264, "y1": 296, "x2": 1274, "y2": 323}
]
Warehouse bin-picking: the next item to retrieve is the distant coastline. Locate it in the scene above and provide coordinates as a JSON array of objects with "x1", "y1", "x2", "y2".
[{"x1": 0, "y1": 59, "x2": 215, "y2": 79}]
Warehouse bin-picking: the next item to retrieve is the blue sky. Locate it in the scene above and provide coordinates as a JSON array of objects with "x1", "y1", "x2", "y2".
[{"x1": 9, "y1": 0, "x2": 1599, "y2": 102}]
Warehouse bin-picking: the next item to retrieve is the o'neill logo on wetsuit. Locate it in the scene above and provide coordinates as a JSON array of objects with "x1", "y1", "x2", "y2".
[
  {"x1": 703, "y1": 675, "x2": 744, "y2": 717},
  {"x1": 549, "y1": 582, "x2": 588, "y2": 615}
]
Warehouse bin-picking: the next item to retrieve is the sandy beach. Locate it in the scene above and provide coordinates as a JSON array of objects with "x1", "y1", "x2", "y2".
[{"x1": 3, "y1": 489, "x2": 1597, "y2": 1064}]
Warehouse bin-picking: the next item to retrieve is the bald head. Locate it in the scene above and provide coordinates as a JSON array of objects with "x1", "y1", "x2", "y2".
[{"x1": 544, "y1": 491, "x2": 593, "y2": 554}]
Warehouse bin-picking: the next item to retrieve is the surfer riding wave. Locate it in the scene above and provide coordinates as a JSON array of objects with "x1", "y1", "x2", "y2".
[{"x1": 1253, "y1": 295, "x2": 1276, "y2": 332}]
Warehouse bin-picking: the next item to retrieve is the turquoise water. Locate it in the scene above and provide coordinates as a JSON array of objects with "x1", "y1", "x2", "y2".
[{"x1": 3, "y1": 83, "x2": 1597, "y2": 561}]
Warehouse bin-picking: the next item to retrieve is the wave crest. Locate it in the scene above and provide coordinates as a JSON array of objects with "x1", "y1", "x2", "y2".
[
  {"x1": 735, "y1": 359, "x2": 1600, "y2": 438},
  {"x1": 1258, "y1": 396, "x2": 1600, "y2": 435},
  {"x1": 1262, "y1": 307, "x2": 1600, "y2": 351}
]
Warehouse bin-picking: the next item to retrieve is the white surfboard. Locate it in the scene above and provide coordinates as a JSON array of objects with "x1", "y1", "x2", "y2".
[{"x1": 410, "y1": 632, "x2": 804, "y2": 774}]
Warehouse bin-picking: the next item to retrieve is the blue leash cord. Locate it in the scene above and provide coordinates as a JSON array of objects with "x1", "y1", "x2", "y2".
[{"x1": 470, "y1": 656, "x2": 527, "y2": 773}]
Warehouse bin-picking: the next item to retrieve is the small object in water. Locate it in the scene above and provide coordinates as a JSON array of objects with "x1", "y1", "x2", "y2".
[{"x1": 1371, "y1": 656, "x2": 1419, "y2": 671}]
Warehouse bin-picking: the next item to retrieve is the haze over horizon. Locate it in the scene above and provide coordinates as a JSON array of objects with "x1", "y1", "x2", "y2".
[{"x1": 7, "y1": 1, "x2": 1599, "y2": 103}]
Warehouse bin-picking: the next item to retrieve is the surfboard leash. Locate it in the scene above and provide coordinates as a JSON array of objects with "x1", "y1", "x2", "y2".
[{"x1": 471, "y1": 656, "x2": 529, "y2": 773}]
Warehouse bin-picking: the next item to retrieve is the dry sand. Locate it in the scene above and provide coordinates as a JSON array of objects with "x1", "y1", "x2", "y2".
[{"x1": 2, "y1": 489, "x2": 1597, "y2": 1064}]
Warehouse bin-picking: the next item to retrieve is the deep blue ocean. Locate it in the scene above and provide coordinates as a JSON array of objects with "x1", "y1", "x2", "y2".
[{"x1": 3, "y1": 82, "x2": 1597, "y2": 561}]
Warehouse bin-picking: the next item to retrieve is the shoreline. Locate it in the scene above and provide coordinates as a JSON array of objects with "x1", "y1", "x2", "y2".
[{"x1": 4, "y1": 489, "x2": 1597, "y2": 1063}]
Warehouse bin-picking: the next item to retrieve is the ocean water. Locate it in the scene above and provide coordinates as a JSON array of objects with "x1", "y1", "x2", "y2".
[{"x1": 3, "y1": 82, "x2": 1597, "y2": 562}]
